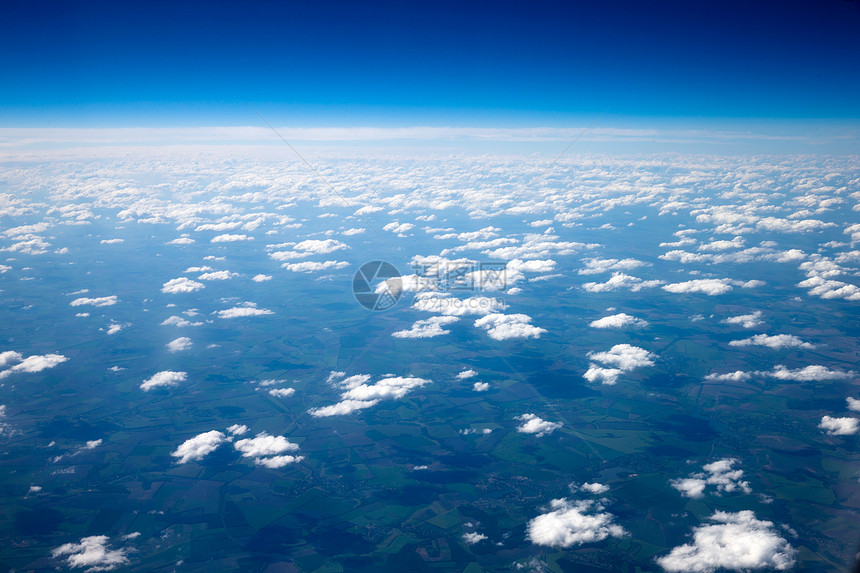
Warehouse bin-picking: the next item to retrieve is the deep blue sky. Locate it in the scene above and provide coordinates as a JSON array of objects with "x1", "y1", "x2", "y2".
[{"x1": 2, "y1": 0, "x2": 859, "y2": 127}]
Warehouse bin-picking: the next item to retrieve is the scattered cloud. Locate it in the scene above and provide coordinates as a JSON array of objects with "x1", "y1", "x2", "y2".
[
  {"x1": 582, "y1": 272, "x2": 664, "y2": 293},
  {"x1": 722, "y1": 311, "x2": 764, "y2": 329},
  {"x1": 140, "y1": 370, "x2": 187, "y2": 391},
  {"x1": 769, "y1": 364, "x2": 854, "y2": 381},
  {"x1": 589, "y1": 313, "x2": 648, "y2": 329},
  {"x1": 392, "y1": 316, "x2": 459, "y2": 338},
  {"x1": 662, "y1": 279, "x2": 734, "y2": 296},
  {"x1": 70, "y1": 295, "x2": 118, "y2": 307},
  {"x1": 515, "y1": 413, "x2": 562, "y2": 437},
  {"x1": 161, "y1": 277, "x2": 205, "y2": 294},
  {"x1": 309, "y1": 374, "x2": 431, "y2": 417},
  {"x1": 528, "y1": 498, "x2": 626, "y2": 547},
  {"x1": 52, "y1": 535, "x2": 131, "y2": 571},
  {"x1": 166, "y1": 337, "x2": 192, "y2": 353},
  {"x1": 474, "y1": 313, "x2": 547, "y2": 340},
  {"x1": 818, "y1": 415, "x2": 859, "y2": 436},
  {"x1": 729, "y1": 334, "x2": 814, "y2": 350},
  {"x1": 172, "y1": 430, "x2": 227, "y2": 463},
  {"x1": 670, "y1": 458, "x2": 751, "y2": 499},
  {"x1": 216, "y1": 303, "x2": 273, "y2": 318},
  {"x1": 0, "y1": 352, "x2": 68, "y2": 379}
]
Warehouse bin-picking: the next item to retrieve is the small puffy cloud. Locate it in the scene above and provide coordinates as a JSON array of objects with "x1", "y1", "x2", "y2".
[
  {"x1": 578, "y1": 257, "x2": 647, "y2": 275},
  {"x1": 52, "y1": 535, "x2": 130, "y2": 571},
  {"x1": 392, "y1": 316, "x2": 459, "y2": 338},
  {"x1": 251, "y1": 274, "x2": 272, "y2": 282},
  {"x1": 818, "y1": 415, "x2": 859, "y2": 436},
  {"x1": 462, "y1": 532, "x2": 488, "y2": 545},
  {"x1": 166, "y1": 237, "x2": 195, "y2": 245},
  {"x1": 587, "y1": 344, "x2": 655, "y2": 370},
  {"x1": 293, "y1": 239, "x2": 349, "y2": 254},
  {"x1": 847, "y1": 397, "x2": 860, "y2": 412},
  {"x1": 657, "y1": 511, "x2": 796, "y2": 572},
  {"x1": 582, "y1": 272, "x2": 664, "y2": 293},
  {"x1": 704, "y1": 371, "x2": 751, "y2": 382},
  {"x1": 583, "y1": 366, "x2": 623, "y2": 385},
  {"x1": 0, "y1": 353, "x2": 68, "y2": 379},
  {"x1": 515, "y1": 413, "x2": 562, "y2": 437},
  {"x1": 268, "y1": 387, "x2": 296, "y2": 398},
  {"x1": 589, "y1": 313, "x2": 648, "y2": 329},
  {"x1": 729, "y1": 334, "x2": 814, "y2": 350},
  {"x1": 227, "y1": 424, "x2": 248, "y2": 435},
  {"x1": 528, "y1": 498, "x2": 626, "y2": 547},
  {"x1": 255, "y1": 454, "x2": 304, "y2": 468},
  {"x1": 670, "y1": 458, "x2": 751, "y2": 499},
  {"x1": 281, "y1": 260, "x2": 349, "y2": 272},
  {"x1": 162, "y1": 277, "x2": 205, "y2": 294},
  {"x1": 234, "y1": 432, "x2": 300, "y2": 458},
  {"x1": 166, "y1": 337, "x2": 192, "y2": 353},
  {"x1": 216, "y1": 303, "x2": 274, "y2": 318},
  {"x1": 100, "y1": 238, "x2": 123, "y2": 244},
  {"x1": 578, "y1": 482, "x2": 610, "y2": 495},
  {"x1": 768, "y1": 364, "x2": 854, "y2": 381},
  {"x1": 309, "y1": 375, "x2": 431, "y2": 417},
  {"x1": 662, "y1": 279, "x2": 733, "y2": 296},
  {"x1": 456, "y1": 369, "x2": 478, "y2": 380},
  {"x1": 211, "y1": 233, "x2": 251, "y2": 242},
  {"x1": 413, "y1": 294, "x2": 506, "y2": 316},
  {"x1": 70, "y1": 295, "x2": 118, "y2": 307},
  {"x1": 722, "y1": 311, "x2": 764, "y2": 329},
  {"x1": 198, "y1": 270, "x2": 237, "y2": 280},
  {"x1": 308, "y1": 399, "x2": 379, "y2": 417},
  {"x1": 160, "y1": 315, "x2": 203, "y2": 327},
  {"x1": 383, "y1": 221, "x2": 415, "y2": 235},
  {"x1": 171, "y1": 430, "x2": 227, "y2": 464},
  {"x1": 796, "y1": 275, "x2": 860, "y2": 301},
  {"x1": 474, "y1": 313, "x2": 547, "y2": 340},
  {"x1": 140, "y1": 370, "x2": 186, "y2": 391},
  {"x1": 473, "y1": 382, "x2": 490, "y2": 392}
]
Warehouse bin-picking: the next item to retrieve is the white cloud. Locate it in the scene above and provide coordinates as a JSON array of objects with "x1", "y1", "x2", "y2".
[
  {"x1": 582, "y1": 366, "x2": 624, "y2": 385},
  {"x1": 796, "y1": 275, "x2": 860, "y2": 301},
  {"x1": 473, "y1": 382, "x2": 490, "y2": 392},
  {"x1": 293, "y1": 238, "x2": 349, "y2": 254},
  {"x1": 140, "y1": 370, "x2": 187, "y2": 391},
  {"x1": 527, "y1": 498, "x2": 626, "y2": 548},
  {"x1": 211, "y1": 233, "x2": 252, "y2": 242},
  {"x1": 392, "y1": 316, "x2": 459, "y2": 338},
  {"x1": 171, "y1": 430, "x2": 227, "y2": 464},
  {"x1": 254, "y1": 454, "x2": 303, "y2": 468},
  {"x1": 456, "y1": 369, "x2": 477, "y2": 380},
  {"x1": 268, "y1": 388, "x2": 296, "y2": 398},
  {"x1": 100, "y1": 238, "x2": 123, "y2": 244},
  {"x1": 281, "y1": 260, "x2": 349, "y2": 272},
  {"x1": 515, "y1": 413, "x2": 562, "y2": 437},
  {"x1": 227, "y1": 424, "x2": 248, "y2": 435},
  {"x1": 587, "y1": 344, "x2": 655, "y2": 370},
  {"x1": 216, "y1": 303, "x2": 274, "y2": 318},
  {"x1": 309, "y1": 375, "x2": 431, "y2": 417},
  {"x1": 161, "y1": 277, "x2": 205, "y2": 294},
  {"x1": 198, "y1": 270, "x2": 237, "y2": 280},
  {"x1": 818, "y1": 415, "x2": 859, "y2": 436},
  {"x1": 847, "y1": 397, "x2": 860, "y2": 412},
  {"x1": 160, "y1": 315, "x2": 203, "y2": 327},
  {"x1": 662, "y1": 279, "x2": 733, "y2": 296},
  {"x1": 657, "y1": 511, "x2": 796, "y2": 572},
  {"x1": 383, "y1": 221, "x2": 415, "y2": 234},
  {"x1": 589, "y1": 313, "x2": 648, "y2": 329},
  {"x1": 769, "y1": 364, "x2": 854, "y2": 381},
  {"x1": 251, "y1": 274, "x2": 272, "y2": 282},
  {"x1": 308, "y1": 399, "x2": 380, "y2": 417},
  {"x1": 166, "y1": 337, "x2": 192, "y2": 353},
  {"x1": 234, "y1": 432, "x2": 300, "y2": 458},
  {"x1": 474, "y1": 313, "x2": 547, "y2": 340},
  {"x1": 722, "y1": 311, "x2": 764, "y2": 329},
  {"x1": 52, "y1": 535, "x2": 131, "y2": 571},
  {"x1": 413, "y1": 293, "x2": 507, "y2": 316},
  {"x1": 462, "y1": 532, "x2": 488, "y2": 545},
  {"x1": 729, "y1": 334, "x2": 814, "y2": 350},
  {"x1": 704, "y1": 371, "x2": 751, "y2": 382},
  {"x1": 0, "y1": 353, "x2": 68, "y2": 379},
  {"x1": 70, "y1": 295, "x2": 118, "y2": 307},
  {"x1": 582, "y1": 272, "x2": 664, "y2": 293},
  {"x1": 670, "y1": 458, "x2": 751, "y2": 499},
  {"x1": 166, "y1": 237, "x2": 195, "y2": 245},
  {"x1": 578, "y1": 482, "x2": 610, "y2": 494},
  {"x1": 578, "y1": 257, "x2": 647, "y2": 275}
]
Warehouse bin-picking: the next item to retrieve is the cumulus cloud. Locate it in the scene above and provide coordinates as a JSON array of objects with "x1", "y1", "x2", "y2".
[
  {"x1": 198, "y1": 270, "x2": 237, "y2": 280},
  {"x1": 268, "y1": 387, "x2": 295, "y2": 398},
  {"x1": 657, "y1": 511, "x2": 796, "y2": 572},
  {"x1": 140, "y1": 370, "x2": 186, "y2": 391},
  {"x1": 587, "y1": 344, "x2": 655, "y2": 370},
  {"x1": 818, "y1": 415, "x2": 859, "y2": 436},
  {"x1": 796, "y1": 275, "x2": 860, "y2": 301},
  {"x1": 293, "y1": 238, "x2": 349, "y2": 254},
  {"x1": 704, "y1": 371, "x2": 751, "y2": 382},
  {"x1": 456, "y1": 369, "x2": 478, "y2": 380},
  {"x1": 234, "y1": 432, "x2": 300, "y2": 458},
  {"x1": 392, "y1": 316, "x2": 459, "y2": 338},
  {"x1": 160, "y1": 315, "x2": 203, "y2": 327},
  {"x1": 528, "y1": 498, "x2": 626, "y2": 547},
  {"x1": 582, "y1": 366, "x2": 624, "y2": 385},
  {"x1": 473, "y1": 313, "x2": 547, "y2": 340},
  {"x1": 670, "y1": 458, "x2": 751, "y2": 499},
  {"x1": 582, "y1": 272, "x2": 664, "y2": 293},
  {"x1": 161, "y1": 277, "x2": 205, "y2": 294},
  {"x1": 578, "y1": 257, "x2": 648, "y2": 275},
  {"x1": 309, "y1": 374, "x2": 431, "y2": 417},
  {"x1": 589, "y1": 313, "x2": 648, "y2": 329},
  {"x1": 729, "y1": 334, "x2": 814, "y2": 350},
  {"x1": 0, "y1": 353, "x2": 68, "y2": 379},
  {"x1": 216, "y1": 303, "x2": 274, "y2": 318},
  {"x1": 227, "y1": 424, "x2": 248, "y2": 435},
  {"x1": 662, "y1": 279, "x2": 734, "y2": 296},
  {"x1": 473, "y1": 382, "x2": 490, "y2": 391},
  {"x1": 70, "y1": 295, "x2": 118, "y2": 307},
  {"x1": 281, "y1": 260, "x2": 349, "y2": 272},
  {"x1": 462, "y1": 532, "x2": 488, "y2": 545},
  {"x1": 171, "y1": 430, "x2": 228, "y2": 464},
  {"x1": 211, "y1": 233, "x2": 251, "y2": 242},
  {"x1": 166, "y1": 337, "x2": 192, "y2": 352},
  {"x1": 722, "y1": 311, "x2": 764, "y2": 329},
  {"x1": 251, "y1": 274, "x2": 272, "y2": 282},
  {"x1": 768, "y1": 364, "x2": 854, "y2": 381},
  {"x1": 52, "y1": 535, "x2": 131, "y2": 571},
  {"x1": 847, "y1": 397, "x2": 860, "y2": 412},
  {"x1": 515, "y1": 413, "x2": 562, "y2": 437},
  {"x1": 166, "y1": 237, "x2": 195, "y2": 245},
  {"x1": 578, "y1": 482, "x2": 610, "y2": 494}
]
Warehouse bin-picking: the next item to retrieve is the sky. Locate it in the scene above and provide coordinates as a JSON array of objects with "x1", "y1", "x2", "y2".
[{"x1": 1, "y1": 0, "x2": 859, "y2": 150}]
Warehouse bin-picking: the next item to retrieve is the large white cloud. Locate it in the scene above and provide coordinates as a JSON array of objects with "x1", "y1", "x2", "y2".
[
  {"x1": 515, "y1": 413, "x2": 562, "y2": 437},
  {"x1": 52, "y1": 535, "x2": 131, "y2": 571},
  {"x1": 162, "y1": 277, "x2": 205, "y2": 294},
  {"x1": 728, "y1": 334, "x2": 814, "y2": 350},
  {"x1": 527, "y1": 498, "x2": 626, "y2": 547},
  {"x1": 140, "y1": 370, "x2": 187, "y2": 391},
  {"x1": 474, "y1": 313, "x2": 547, "y2": 340},
  {"x1": 818, "y1": 415, "x2": 859, "y2": 436},
  {"x1": 589, "y1": 313, "x2": 648, "y2": 329},
  {"x1": 234, "y1": 432, "x2": 300, "y2": 458},
  {"x1": 657, "y1": 511, "x2": 796, "y2": 572},
  {"x1": 392, "y1": 316, "x2": 459, "y2": 338},
  {"x1": 171, "y1": 430, "x2": 228, "y2": 463}
]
